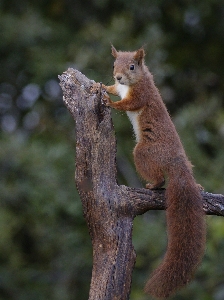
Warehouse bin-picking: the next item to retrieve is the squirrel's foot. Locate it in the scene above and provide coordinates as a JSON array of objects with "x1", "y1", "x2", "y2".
[
  {"x1": 146, "y1": 179, "x2": 165, "y2": 190},
  {"x1": 197, "y1": 183, "x2": 204, "y2": 191}
]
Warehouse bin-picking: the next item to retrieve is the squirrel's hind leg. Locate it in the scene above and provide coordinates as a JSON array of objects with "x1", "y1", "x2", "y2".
[{"x1": 133, "y1": 143, "x2": 165, "y2": 190}]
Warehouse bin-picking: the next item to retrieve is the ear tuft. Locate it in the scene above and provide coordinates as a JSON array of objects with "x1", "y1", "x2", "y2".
[
  {"x1": 111, "y1": 45, "x2": 118, "y2": 58},
  {"x1": 134, "y1": 48, "x2": 145, "y2": 65}
]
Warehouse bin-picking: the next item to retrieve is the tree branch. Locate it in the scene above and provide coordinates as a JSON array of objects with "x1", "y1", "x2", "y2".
[{"x1": 58, "y1": 68, "x2": 224, "y2": 300}]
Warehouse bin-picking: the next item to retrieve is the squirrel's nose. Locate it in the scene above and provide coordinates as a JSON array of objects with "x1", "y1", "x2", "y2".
[{"x1": 116, "y1": 75, "x2": 122, "y2": 81}]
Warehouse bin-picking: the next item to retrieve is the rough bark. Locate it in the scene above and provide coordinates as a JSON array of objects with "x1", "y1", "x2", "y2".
[{"x1": 58, "y1": 68, "x2": 224, "y2": 300}]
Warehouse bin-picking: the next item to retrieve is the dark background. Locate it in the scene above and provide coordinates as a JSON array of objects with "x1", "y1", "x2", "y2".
[{"x1": 1, "y1": 0, "x2": 224, "y2": 299}]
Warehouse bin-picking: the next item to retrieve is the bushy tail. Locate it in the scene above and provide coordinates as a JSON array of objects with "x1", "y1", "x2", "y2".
[{"x1": 145, "y1": 170, "x2": 206, "y2": 299}]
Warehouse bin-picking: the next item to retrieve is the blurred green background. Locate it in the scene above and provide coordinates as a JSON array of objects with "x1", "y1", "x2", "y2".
[{"x1": 1, "y1": 0, "x2": 224, "y2": 299}]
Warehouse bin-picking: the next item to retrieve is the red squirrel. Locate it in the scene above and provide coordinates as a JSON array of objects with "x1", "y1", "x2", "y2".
[{"x1": 94, "y1": 46, "x2": 206, "y2": 299}]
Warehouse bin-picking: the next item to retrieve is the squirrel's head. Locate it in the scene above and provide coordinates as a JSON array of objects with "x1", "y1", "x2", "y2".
[{"x1": 111, "y1": 46, "x2": 145, "y2": 86}]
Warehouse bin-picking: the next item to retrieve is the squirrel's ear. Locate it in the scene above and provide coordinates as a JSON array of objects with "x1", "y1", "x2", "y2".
[
  {"x1": 134, "y1": 48, "x2": 145, "y2": 65},
  {"x1": 111, "y1": 45, "x2": 118, "y2": 58}
]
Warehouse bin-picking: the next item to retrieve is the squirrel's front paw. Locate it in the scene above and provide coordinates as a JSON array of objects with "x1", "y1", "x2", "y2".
[
  {"x1": 102, "y1": 93, "x2": 112, "y2": 106},
  {"x1": 91, "y1": 82, "x2": 107, "y2": 94},
  {"x1": 91, "y1": 82, "x2": 101, "y2": 94},
  {"x1": 91, "y1": 83, "x2": 111, "y2": 106}
]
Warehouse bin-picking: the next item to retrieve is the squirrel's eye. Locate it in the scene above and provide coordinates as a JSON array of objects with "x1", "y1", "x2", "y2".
[
  {"x1": 113, "y1": 64, "x2": 114, "y2": 69},
  {"x1": 130, "y1": 64, "x2": 135, "y2": 70}
]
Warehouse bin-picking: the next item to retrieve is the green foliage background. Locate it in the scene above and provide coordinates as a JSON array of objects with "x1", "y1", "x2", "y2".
[{"x1": 1, "y1": 0, "x2": 224, "y2": 299}]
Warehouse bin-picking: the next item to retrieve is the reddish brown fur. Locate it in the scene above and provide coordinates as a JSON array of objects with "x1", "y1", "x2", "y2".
[{"x1": 95, "y1": 46, "x2": 206, "y2": 299}]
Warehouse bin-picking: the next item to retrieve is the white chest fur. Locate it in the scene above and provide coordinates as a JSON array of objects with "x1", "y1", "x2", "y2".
[
  {"x1": 126, "y1": 110, "x2": 142, "y2": 142},
  {"x1": 116, "y1": 83, "x2": 129, "y2": 98},
  {"x1": 116, "y1": 83, "x2": 142, "y2": 142}
]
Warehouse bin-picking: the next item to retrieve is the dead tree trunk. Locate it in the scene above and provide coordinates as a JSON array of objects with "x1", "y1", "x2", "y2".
[{"x1": 59, "y1": 68, "x2": 224, "y2": 300}]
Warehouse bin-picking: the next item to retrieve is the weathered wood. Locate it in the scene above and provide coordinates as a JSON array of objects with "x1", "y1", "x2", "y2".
[{"x1": 58, "y1": 68, "x2": 224, "y2": 300}]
